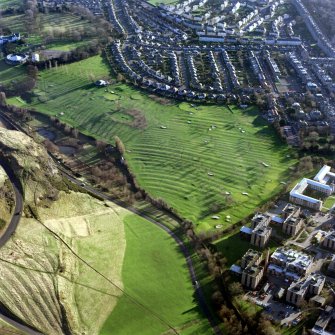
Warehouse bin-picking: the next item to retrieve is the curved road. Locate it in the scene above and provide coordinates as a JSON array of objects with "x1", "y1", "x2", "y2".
[
  {"x1": 0, "y1": 111, "x2": 222, "y2": 334},
  {"x1": 0, "y1": 161, "x2": 44, "y2": 335},
  {"x1": 62, "y1": 170, "x2": 223, "y2": 335},
  {"x1": 0, "y1": 161, "x2": 23, "y2": 248},
  {"x1": 0, "y1": 160, "x2": 222, "y2": 335}
]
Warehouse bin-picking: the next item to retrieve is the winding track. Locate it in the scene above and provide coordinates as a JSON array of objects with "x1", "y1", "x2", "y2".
[
  {"x1": 61, "y1": 169, "x2": 223, "y2": 335},
  {"x1": 0, "y1": 161, "x2": 23, "y2": 248},
  {"x1": 0, "y1": 161, "x2": 44, "y2": 335},
  {"x1": 0, "y1": 111, "x2": 222, "y2": 335}
]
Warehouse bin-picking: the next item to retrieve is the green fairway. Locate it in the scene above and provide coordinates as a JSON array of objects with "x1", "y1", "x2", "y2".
[
  {"x1": 1, "y1": 12, "x2": 98, "y2": 52},
  {"x1": 215, "y1": 232, "x2": 279, "y2": 267},
  {"x1": 149, "y1": 0, "x2": 177, "y2": 4},
  {"x1": 1, "y1": 12, "x2": 93, "y2": 35},
  {"x1": 45, "y1": 40, "x2": 90, "y2": 51},
  {"x1": 0, "y1": 0, "x2": 21, "y2": 10},
  {"x1": 18, "y1": 55, "x2": 296, "y2": 231},
  {"x1": 100, "y1": 214, "x2": 211, "y2": 335},
  {"x1": 0, "y1": 60, "x2": 27, "y2": 85}
]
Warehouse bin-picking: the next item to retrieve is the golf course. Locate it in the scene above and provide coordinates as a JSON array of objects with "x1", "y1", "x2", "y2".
[
  {"x1": 11, "y1": 55, "x2": 296, "y2": 231},
  {"x1": 0, "y1": 1, "x2": 327, "y2": 334}
]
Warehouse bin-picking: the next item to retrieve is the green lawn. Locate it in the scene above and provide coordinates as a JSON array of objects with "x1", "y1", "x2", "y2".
[
  {"x1": 1, "y1": 188, "x2": 209, "y2": 334},
  {"x1": 6, "y1": 96, "x2": 28, "y2": 106},
  {"x1": 1, "y1": 12, "x2": 93, "y2": 35},
  {"x1": 323, "y1": 196, "x2": 335, "y2": 210},
  {"x1": 15, "y1": 55, "x2": 296, "y2": 231},
  {"x1": 0, "y1": 60, "x2": 27, "y2": 85},
  {"x1": 45, "y1": 39, "x2": 91, "y2": 51},
  {"x1": 148, "y1": 0, "x2": 177, "y2": 4},
  {"x1": 0, "y1": 11, "x2": 101, "y2": 84},
  {"x1": 0, "y1": 0, "x2": 21, "y2": 10},
  {"x1": 215, "y1": 232, "x2": 279, "y2": 266},
  {"x1": 100, "y1": 214, "x2": 212, "y2": 335},
  {"x1": 1, "y1": 12, "x2": 98, "y2": 54}
]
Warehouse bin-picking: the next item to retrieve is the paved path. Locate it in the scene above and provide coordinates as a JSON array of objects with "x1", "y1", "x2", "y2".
[
  {"x1": 62, "y1": 169, "x2": 223, "y2": 335},
  {"x1": 0, "y1": 161, "x2": 44, "y2": 335},
  {"x1": 0, "y1": 110, "x2": 222, "y2": 334},
  {"x1": 0, "y1": 313, "x2": 43, "y2": 335},
  {"x1": 0, "y1": 161, "x2": 23, "y2": 248}
]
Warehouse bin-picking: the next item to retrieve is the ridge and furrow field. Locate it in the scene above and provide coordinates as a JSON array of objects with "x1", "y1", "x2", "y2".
[{"x1": 15, "y1": 56, "x2": 296, "y2": 230}]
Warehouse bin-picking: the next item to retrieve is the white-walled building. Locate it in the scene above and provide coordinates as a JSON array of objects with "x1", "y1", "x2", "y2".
[{"x1": 289, "y1": 165, "x2": 335, "y2": 210}]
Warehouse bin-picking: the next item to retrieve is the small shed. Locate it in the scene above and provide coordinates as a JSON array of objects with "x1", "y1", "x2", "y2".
[
  {"x1": 95, "y1": 80, "x2": 108, "y2": 87},
  {"x1": 240, "y1": 226, "x2": 252, "y2": 235},
  {"x1": 276, "y1": 287, "x2": 285, "y2": 299},
  {"x1": 230, "y1": 264, "x2": 242, "y2": 275}
]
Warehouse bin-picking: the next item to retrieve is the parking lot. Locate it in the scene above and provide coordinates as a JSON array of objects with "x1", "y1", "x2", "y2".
[{"x1": 245, "y1": 284, "x2": 302, "y2": 326}]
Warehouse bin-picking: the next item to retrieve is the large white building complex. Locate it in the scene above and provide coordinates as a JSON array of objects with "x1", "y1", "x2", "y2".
[{"x1": 290, "y1": 165, "x2": 335, "y2": 210}]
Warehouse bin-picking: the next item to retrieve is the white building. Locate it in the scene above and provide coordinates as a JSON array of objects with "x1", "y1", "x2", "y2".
[
  {"x1": 267, "y1": 247, "x2": 313, "y2": 280},
  {"x1": 289, "y1": 165, "x2": 335, "y2": 210}
]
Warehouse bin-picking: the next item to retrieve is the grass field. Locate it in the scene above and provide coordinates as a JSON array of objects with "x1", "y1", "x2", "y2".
[
  {"x1": 0, "y1": 0, "x2": 21, "y2": 10},
  {"x1": 1, "y1": 12, "x2": 93, "y2": 37},
  {"x1": 1, "y1": 189, "x2": 209, "y2": 334},
  {"x1": 0, "y1": 11, "x2": 97, "y2": 54},
  {"x1": 0, "y1": 61, "x2": 27, "y2": 86},
  {"x1": 0, "y1": 125, "x2": 211, "y2": 335},
  {"x1": 0, "y1": 318, "x2": 26, "y2": 335},
  {"x1": 45, "y1": 40, "x2": 89, "y2": 51},
  {"x1": 148, "y1": 0, "x2": 178, "y2": 4},
  {"x1": 100, "y1": 214, "x2": 211, "y2": 335},
  {"x1": 0, "y1": 191, "x2": 127, "y2": 335},
  {"x1": 15, "y1": 55, "x2": 296, "y2": 231},
  {"x1": 323, "y1": 196, "x2": 335, "y2": 210},
  {"x1": 0, "y1": 11, "x2": 99, "y2": 88},
  {"x1": 214, "y1": 232, "x2": 279, "y2": 267}
]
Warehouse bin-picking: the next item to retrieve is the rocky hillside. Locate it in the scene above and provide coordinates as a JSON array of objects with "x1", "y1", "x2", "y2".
[
  {"x1": 0, "y1": 128, "x2": 127, "y2": 335},
  {"x1": 0, "y1": 165, "x2": 14, "y2": 232},
  {"x1": 0, "y1": 128, "x2": 61, "y2": 206}
]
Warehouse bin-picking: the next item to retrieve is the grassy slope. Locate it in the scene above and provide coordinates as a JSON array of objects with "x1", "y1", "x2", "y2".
[
  {"x1": 0, "y1": 191, "x2": 127, "y2": 335},
  {"x1": 1, "y1": 12, "x2": 93, "y2": 38},
  {"x1": 16, "y1": 55, "x2": 296, "y2": 231},
  {"x1": 215, "y1": 232, "x2": 279, "y2": 267},
  {"x1": 0, "y1": 188, "x2": 209, "y2": 334},
  {"x1": 0, "y1": 11, "x2": 97, "y2": 88},
  {"x1": 100, "y1": 214, "x2": 212, "y2": 335},
  {"x1": 148, "y1": 0, "x2": 177, "y2": 4},
  {"x1": 0, "y1": 61, "x2": 27, "y2": 86},
  {"x1": 39, "y1": 192, "x2": 128, "y2": 334},
  {"x1": 0, "y1": 0, "x2": 21, "y2": 10},
  {"x1": 0, "y1": 165, "x2": 13, "y2": 233},
  {"x1": 0, "y1": 318, "x2": 26, "y2": 335}
]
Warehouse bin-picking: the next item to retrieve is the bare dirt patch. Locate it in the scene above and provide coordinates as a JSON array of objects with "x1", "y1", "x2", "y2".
[
  {"x1": 127, "y1": 108, "x2": 147, "y2": 129},
  {"x1": 148, "y1": 94, "x2": 174, "y2": 105},
  {"x1": 0, "y1": 167, "x2": 14, "y2": 233},
  {"x1": 110, "y1": 108, "x2": 147, "y2": 129}
]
